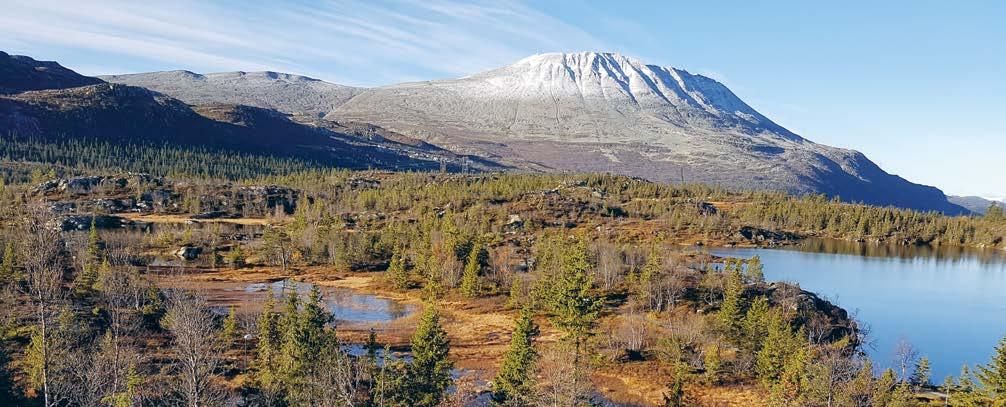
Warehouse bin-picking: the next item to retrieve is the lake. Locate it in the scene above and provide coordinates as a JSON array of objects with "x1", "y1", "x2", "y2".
[{"x1": 709, "y1": 239, "x2": 1006, "y2": 380}]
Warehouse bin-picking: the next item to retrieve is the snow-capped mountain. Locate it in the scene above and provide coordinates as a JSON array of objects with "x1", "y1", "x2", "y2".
[{"x1": 103, "y1": 52, "x2": 967, "y2": 214}]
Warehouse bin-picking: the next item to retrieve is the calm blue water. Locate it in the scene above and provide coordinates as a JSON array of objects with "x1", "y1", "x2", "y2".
[{"x1": 709, "y1": 240, "x2": 1006, "y2": 380}]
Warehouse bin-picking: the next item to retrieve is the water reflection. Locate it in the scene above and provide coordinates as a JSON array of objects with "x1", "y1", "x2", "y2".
[
  {"x1": 248, "y1": 280, "x2": 417, "y2": 324},
  {"x1": 788, "y1": 238, "x2": 1006, "y2": 264},
  {"x1": 711, "y1": 239, "x2": 1006, "y2": 380}
]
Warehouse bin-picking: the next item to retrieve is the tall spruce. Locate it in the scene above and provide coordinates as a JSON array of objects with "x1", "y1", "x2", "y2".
[
  {"x1": 491, "y1": 309, "x2": 540, "y2": 406},
  {"x1": 460, "y1": 240, "x2": 484, "y2": 298},
  {"x1": 408, "y1": 303, "x2": 453, "y2": 407},
  {"x1": 388, "y1": 250, "x2": 409, "y2": 290},
  {"x1": 254, "y1": 290, "x2": 283, "y2": 394}
]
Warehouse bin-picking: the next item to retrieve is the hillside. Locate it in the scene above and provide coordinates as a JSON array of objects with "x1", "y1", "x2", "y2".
[
  {"x1": 104, "y1": 52, "x2": 968, "y2": 214},
  {"x1": 0, "y1": 53, "x2": 504, "y2": 176},
  {"x1": 949, "y1": 195, "x2": 1005, "y2": 215},
  {"x1": 100, "y1": 70, "x2": 362, "y2": 118},
  {"x1": 0, "y1": 51, "x2": 103, "y2": 94}
]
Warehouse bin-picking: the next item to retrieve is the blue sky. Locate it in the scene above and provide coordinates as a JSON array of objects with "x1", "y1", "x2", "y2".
[{"x1": 1, "y1": 0, "x2": 1002, "y2": 199}]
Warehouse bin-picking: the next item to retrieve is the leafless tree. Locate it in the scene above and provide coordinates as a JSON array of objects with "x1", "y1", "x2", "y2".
[
  {"x1": 163, "y1": 292, "x2": 226, "y2": 407},
  {"x1": 893, "y1": 338, "x2": 919, "y2": 383},
  {"x1": 297, "y1": 340, "x2": 361, "y2": 407},
  {"x1": 489, "y1": 245, "x2": 517, "y2": 288},
  {"x1": 593, "y1": 241, "x2": 623, "y2": 291},
  {"x1": 537, "y1": 345, "x2": 593, "y2": 407},
  {"x1": 17, "y1": 205, "x2": 68, "y2": 407}
]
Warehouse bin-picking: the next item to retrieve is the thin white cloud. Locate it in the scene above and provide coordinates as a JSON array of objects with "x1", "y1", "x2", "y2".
[{"x1": 0, "y1": 0, "x2": 604, "y2": 86}]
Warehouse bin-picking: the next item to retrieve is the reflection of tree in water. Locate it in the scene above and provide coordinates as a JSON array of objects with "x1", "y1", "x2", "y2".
[
  {"x1": 794, "y1": 238, "x2": 1006, "y2": 265},
  {"x1": 388, "y1": 301, "x2": 411, "y2": 320}
]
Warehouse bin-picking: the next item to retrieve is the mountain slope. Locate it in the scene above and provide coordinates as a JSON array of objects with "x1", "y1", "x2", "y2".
[
  {"x1": 100, "y1": 51, "x2": 966, "y2": 214},
  {"x1": 332, "y1": 52, "x2": 965, "y2": 214},
  {"x1": 100, "y1": 70, "x2": 361, "y2": 118},
  {"x1": 0, "y1": 53, "x2": 503, "y2": 173},
  {"x1": 948, "y1": 196, "x2": 1004, "y2": 215},
  {"x1": 0, "y1": 51, "x2": 103, "y2": 94}
]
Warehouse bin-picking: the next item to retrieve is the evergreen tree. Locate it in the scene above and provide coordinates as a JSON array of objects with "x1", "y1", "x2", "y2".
[
  {"x1": 547, "y1": 238, "x2": 601, "y2": 355},
  {"x1": 956, "y1": 335, "x2": 1006, "y2": 405},
  {"x1": 717, "y1": 264, "x2": 745, "y2": 343},
  {"x1": 227, "y1": 245, "x2": 245, "y2": 269},
  {"x1": 220, "y1": 306, "x2": 240, "y2": 345},
  {"x1": 388, "y1": 250, "x2": 409, "y2": 290},
  {"x1": 757, "y1": 311, "x2": 801, "y2": 386},
  {"x1": 460, "y1": 240, "x2": 484, "y2": 298},
  {"x1": 911, "y1": 356, "x2": 932, "y2": 389},
  {"x1": 740, "y1": 296, "x2": 770, "y2": 354},
  {"x1": 772, "y1": 346, "x2": 808, "y2": 406},
  {"x1": 254, "y1": 291, "x2": 283, "y2": 394},
  {"x1": 636, "y1": 250, "x2": 661, "y2": 307},
  {"x1": 491, "y1": 309, "x2": 540, "y2": 406},
  {"x1": 407, "y1": 303, "x2": 453, "y2": 407},
  {"x1": 662, "y1": 363, "x2": 689, "y2": 407},
  {"x1": 747, "y1": 255, "x2": 765, "y2": 284},
  {"x1": 872, "y1": 368, "x2": 898, "y2": 407},
  {"x1": 507, "y1": 276, "x2": 524, "y2": 309}
]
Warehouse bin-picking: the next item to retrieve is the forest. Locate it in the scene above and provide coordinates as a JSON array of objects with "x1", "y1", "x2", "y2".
[{"x1": 0, "y1": 140, "x2": 1003, "y2": 406}]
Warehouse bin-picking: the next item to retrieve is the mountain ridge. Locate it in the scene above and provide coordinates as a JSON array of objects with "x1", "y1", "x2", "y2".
[{"x1": 99, "y1": 51, "x2": 968, "y2": 214}]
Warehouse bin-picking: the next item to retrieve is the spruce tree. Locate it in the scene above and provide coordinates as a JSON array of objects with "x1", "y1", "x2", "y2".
[
  {"x1": 911, "y1": 356, "x2": 932, "y2": 389},
  {"x1": 757, "y1": 310, "x2": 801, "y2": 386},
  {"x1": 407, "y1": 303, "x2": 453, "y2": 407},
  {"x1": 740, "y1": 296, "x2": 770, "y2": 354},
  {"x1": 492, "y1": 309, "x2": 540, "y2": 406},
  {"x1": 220, "y1": 306, "x2": 240, "y2": 345},
  {"x1": 961, "y1": 335, "x2": 1006, "y2": 405},
  {"x1": 547, "y1": 238, "x2": 601, "y2": 355},
  {"x1": 873, "y1": 368, "x2": 898, "y2": 407},
  {"x1": 254, "y1": 291, "x2": 283, "y2": 393},
  {"x1": 747, "y1": 255, "x2": 765, "y2": 284},
  {"x1": 717, "y1": 265, "x2": 745, "y2": 343},
  {"x1": 460, "y1": 240, "x2": 484, "y2": 298},
  {"x1": 388, "y1": 250, "x2": 409, "y2": 290}
]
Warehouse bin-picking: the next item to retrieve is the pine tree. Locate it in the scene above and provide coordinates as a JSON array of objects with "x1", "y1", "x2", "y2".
[
  {"x1": 507, "y1": 276, "x2": 524, "y2": 309},
  {"x1": 547, "y1": 238, "x2": 601, "y2": 354},
  {"x1": 407, "y1": 303, "x2": 453, "y2": 407},
  {"x1": 388, "y1": 250, "x2": 409, "y2": 290},
  {"x1": 636, "y1": 250, "x2": 661, "y2": 308},
  {"x1": 740, "y1": 296, "x2": 770, "y2": 354},
  {"x1": 772, "y1": 346, "x2": 808, "y2": 406},
  {"x1": 717, "y1": 265, "x2": 745, "y2": 343},
  {"x1": 220, "y1": 306, "x2": 240, "y2": 345},
  {"x1": 911, "y1": 356, "x2": 932, "y2": 389},
  {"x1": 873, "y1": 368, "x2": 898, "y2": 407},
  {"x1": 957, "y1": 335, "x2": 1006, "y2": 405},
  {"x1": 254, "y1": 291, "x2": 283, "y2": 393},
  {"x1": 662, "y1": 363, "x2": 689, "y2": 407},
  {"x1": 704, "y1": 343, "x2": 723, "y2": 385},
  {"x1": 460, "y1": 240, "x2": 484, "y2": 298},
  {"x1": 756, "y1": 310, "x2": 801, "y2": 386},
  {"x1": 227, "y1": 245, "x2": 245, "y2": 269},
  {"x1": 491, "y1": 309, "x2": 540, "y2": 406},
  {"x1": 747, "y1": 255, "x2": 765, "y2": 284}
]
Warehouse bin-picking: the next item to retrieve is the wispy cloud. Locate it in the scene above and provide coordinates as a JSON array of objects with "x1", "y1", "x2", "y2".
[{"x1": 0, "y1": 0, "x2": 604, "y2": 86}]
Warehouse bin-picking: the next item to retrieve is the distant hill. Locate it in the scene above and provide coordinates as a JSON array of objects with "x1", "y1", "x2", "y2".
[
  {"x1": 949, "y1": 196, "x2": 1005, "y2": 215},
  {"x1": 0, "y1": 52, "x2": 503, "y2": 175},
  {"x1": 105, "y1": 51, "x2": 969, "y2": 214},
  {"x1": 100, "y1": 70, "x2": 362, "y2": 118},
  {"x1": 0, "y1": 51, "x2": 103, "y2": 94}
]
